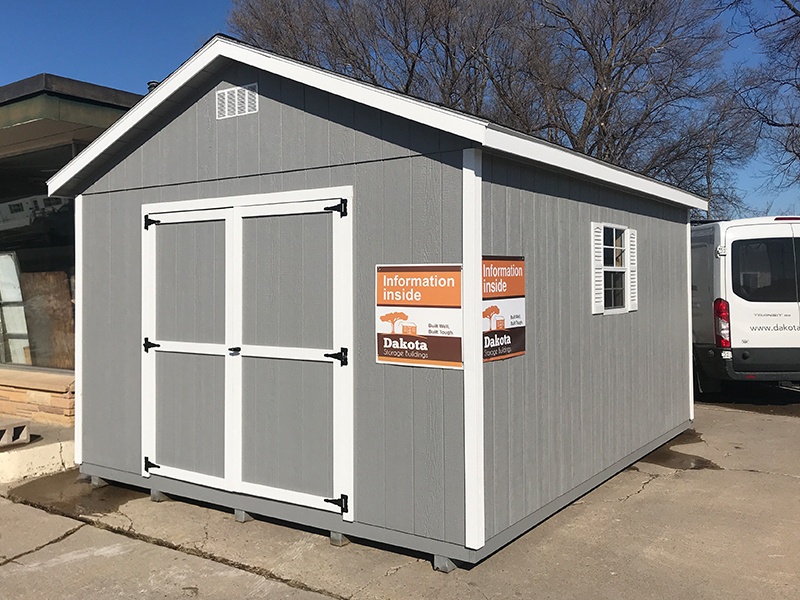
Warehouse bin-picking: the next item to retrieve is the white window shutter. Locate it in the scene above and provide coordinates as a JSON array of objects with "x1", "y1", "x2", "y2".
[
  {"x1": 627, "y1": 228, "x2": 638, "y2": 312},
  {"x1": 591, "y1": 222, "x2": 604, "y2": 314}
]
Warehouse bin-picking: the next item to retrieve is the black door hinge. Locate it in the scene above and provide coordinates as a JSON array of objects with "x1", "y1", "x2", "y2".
[
  {"x1": 144, "y1": 456, "x2": 161, "y2": 472},
  {"x1": 324, "y1": 199, "x2": 348, "y2": 217},
  {"x1": 144, "y1": 214, "x2": 161, "y2": 230},
  {"x1": 324, "y1": 494, "x2": 349, "y2": 514},
  {"x1": 228, "y1": 346, "x2": 241, "y2": 356},
  {"x1": 143, "y1": 337, "x2": 161, "y2": 353},
  {"x1": 324, "y1": 347, "x2": 348, "y2": 366}
]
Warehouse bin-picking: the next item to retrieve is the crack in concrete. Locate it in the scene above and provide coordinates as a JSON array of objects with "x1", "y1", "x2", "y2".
[
  {"x1": 194, "y1": 521, "x2": 210, "y2": 553},
  {"x1": 113, "y1": 508, "x2": 135, "y2": 535},
  {"x1": 0, "y1": 523, "x2": 85, "y2": 568},
  {"x1": 730, "y1": 467, "x2": 800, "y2": 480},
  {"x1": 4, "y1": 495, "x2": 349, "y2": 600},
  {"x1": 349, "y1": 559, "x2": 423, "y2": 600},
  {"x1": 57, "y1": 442, "x2": 67, "y2": 471},
  {"x1": 617, "y1": 474, "x2": 659, "y2": 502}
]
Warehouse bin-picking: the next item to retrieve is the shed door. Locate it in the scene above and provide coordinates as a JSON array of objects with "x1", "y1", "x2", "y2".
[{"x1": 141, "y1": 196, "x2": 353, "y2": 520}]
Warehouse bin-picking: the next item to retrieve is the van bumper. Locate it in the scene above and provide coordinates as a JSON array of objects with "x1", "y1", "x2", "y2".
[{"x1": 695, "y1": 344, "x2": 800, "y2": 382}]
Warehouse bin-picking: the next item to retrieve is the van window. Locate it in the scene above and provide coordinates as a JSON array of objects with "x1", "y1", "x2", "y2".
[{"x1": 731, "y1": 237, "x2": 798, "y2": 302}]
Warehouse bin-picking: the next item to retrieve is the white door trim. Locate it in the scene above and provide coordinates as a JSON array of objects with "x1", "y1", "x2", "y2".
[{"x1": 140, "y1": 186, "x2": 354, "y2": 520}]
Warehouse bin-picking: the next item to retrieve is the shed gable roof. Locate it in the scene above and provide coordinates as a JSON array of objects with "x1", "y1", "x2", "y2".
[{"x1": 48, "y1": 35, "x2": 706, "y2": 211}]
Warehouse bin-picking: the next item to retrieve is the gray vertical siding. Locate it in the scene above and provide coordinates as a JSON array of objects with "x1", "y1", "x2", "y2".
[
  {"x1": 242, "y1": 357, "x2": 333, "y2": 496},
  {"x1": 156, "y1": 352, "x2": 225, "y2": 477},
  {"x1": 80, "y1": 63, "x2": 467, "y2": 544},
  {"x1": 156, "y1": 220, "x2": 226, "y2": 344},
  {"x1": 242, "y1": 213, "x2": 332, "y2": 349},
  {"x1": 481, "y1": 154, "x2": 690, "y2": 539}
]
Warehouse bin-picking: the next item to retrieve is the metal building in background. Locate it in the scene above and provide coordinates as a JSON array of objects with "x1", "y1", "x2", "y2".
[{"x1": 48, "y1": 35, "x2": 704, "y2": 569}]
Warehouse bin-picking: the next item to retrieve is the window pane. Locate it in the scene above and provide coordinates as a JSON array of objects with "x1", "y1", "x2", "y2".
[
  {"x1": 603, "y1": 227, "x2": 613, "y2": 246},
  {"x1": 614, "y1": 228, "x2": 625, "y2": 249},
  {"x1": 615, "y1": 247, "x2": 625, "y2": 267},
  {"x1": 613, "y1": 287, "x2": 625, "y2": 307},
  {"x1": 603, "y1": 271, "x2": 626, "y2": 309},
  {"x1": 604, "y1": 248, "x2": 615, "y2": 267},
  {"x1": 731, "y1": 238, "x2": 797, "y2": 303}
]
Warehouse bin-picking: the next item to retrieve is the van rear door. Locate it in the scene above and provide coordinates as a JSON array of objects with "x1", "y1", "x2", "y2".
[{"x1": 725, "y1": 222, "x2": 800, "y2": 373}]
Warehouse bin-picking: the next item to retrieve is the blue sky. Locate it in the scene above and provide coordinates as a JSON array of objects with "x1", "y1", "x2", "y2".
[
  {"x1": 1, "y1": 0, "x2": 798, "y2": 214},
  {"x1": 0, "y1": 1, "x2": 230, "y2": 94}
]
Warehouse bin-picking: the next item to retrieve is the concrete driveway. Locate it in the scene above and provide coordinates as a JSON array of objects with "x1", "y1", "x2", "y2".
[{"x1": 2, "y1": 388, "x2": 798, "y2": 599}]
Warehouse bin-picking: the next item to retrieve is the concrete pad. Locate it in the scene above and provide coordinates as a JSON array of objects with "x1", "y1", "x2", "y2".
[
  {"x1": 0, "y1": 422, "x2": 74, "y2": 485},
  {"x1": 351, "y1": 465, "x2": 800, "y2": 600},
  {"x1": 0, "y1": 523, "x2": 329, "y2": 600},
  {"x1": 687, "y1": 404, "x2": 800, "y2": 477},
  {"x1": 4, "y1": 403, "x2": 799, "y2": 600},
  {"x1": 86, "y1": 495, "x2": 420, "y2": 599},
  {"x1": 0, "y1": 496, "x2": 81, "y2": 563}
]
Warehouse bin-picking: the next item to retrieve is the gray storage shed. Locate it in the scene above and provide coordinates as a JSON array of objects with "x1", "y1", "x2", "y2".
[{"x1": 49, "y1": 35, "x2": 705, "y2": 568}]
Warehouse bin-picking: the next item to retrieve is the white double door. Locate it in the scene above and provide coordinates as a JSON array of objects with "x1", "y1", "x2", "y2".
[{"x1": 140, "y1": 191, "x2": 353, "y2": 520}]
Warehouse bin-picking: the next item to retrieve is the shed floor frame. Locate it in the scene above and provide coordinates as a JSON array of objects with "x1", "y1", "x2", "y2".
[{"x1": 81, "y1": 420, "x2": 690, "y2": 565}]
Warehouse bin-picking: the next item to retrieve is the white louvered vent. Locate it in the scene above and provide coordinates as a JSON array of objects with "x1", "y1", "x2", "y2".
[{"x1": 216, "y1": 83, "x2": 258, "y2": 120}]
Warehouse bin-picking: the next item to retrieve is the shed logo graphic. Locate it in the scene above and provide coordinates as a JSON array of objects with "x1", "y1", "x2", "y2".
[
  {"x1": 376, "y1": 265, "x2": 463, "y2": 368},
  {"x1": 483, "y1": 257, "x2": 526, "y2": 362}
]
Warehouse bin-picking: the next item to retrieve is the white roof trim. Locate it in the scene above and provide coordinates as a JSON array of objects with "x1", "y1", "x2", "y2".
[
  {"x1": 48, "y1": 35, "x2": 706, "y2": 211},
  {"x1": 485, "y1": 128, "x2": 708, "y2": 211}
]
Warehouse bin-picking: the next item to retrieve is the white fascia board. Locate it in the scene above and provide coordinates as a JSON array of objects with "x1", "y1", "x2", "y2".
[
  {"x1": 50, "y1": 34, "x2": 705, "y2": 214},
  {"x1": 216, "y1": 40, "x2": 487, "y2": 142},
  {"x1": 48, "y1": 36, "x2": 487, "y2": 196},
  {"x1": 48, "y1": 39, "x2": 227, "y2": 196},
  {"x1": 484, "y1": 128, "x2": 708, "y2": 212}
]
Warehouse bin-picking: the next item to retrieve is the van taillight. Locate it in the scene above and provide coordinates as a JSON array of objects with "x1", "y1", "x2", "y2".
[{"x1": 714, "y1": 298, "x2": 731, "y2": 348}]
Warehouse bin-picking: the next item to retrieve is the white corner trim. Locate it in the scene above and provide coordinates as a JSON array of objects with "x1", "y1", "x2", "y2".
[
  {"x1": 73, "y1": 194, "x2": 83, "y2": 465},
  {"x1": 686, "y1": 221, "x2": 695, "y2": 421},
  {"x1": 462, "y1": 147, "x2": 485, "y2": 550},
  {"x1": 484, "y1": 129, "x2": 708, "y2": 211}
]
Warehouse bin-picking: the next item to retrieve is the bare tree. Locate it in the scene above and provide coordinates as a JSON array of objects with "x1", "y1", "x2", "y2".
[
  {"x1": 230, "y1": 0, "x2": 518, "y2": 113},
  {"x1": 230, "y1": 0, "x2": 757, "y2": 216},
  {"x1": 728, "y1": 0, "x2": 800, "y2": 187}
]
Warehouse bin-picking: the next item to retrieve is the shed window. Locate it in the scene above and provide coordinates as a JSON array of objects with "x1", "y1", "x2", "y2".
[{"x1": 592, "y1": 223, "x2": 638, "y2": 314}]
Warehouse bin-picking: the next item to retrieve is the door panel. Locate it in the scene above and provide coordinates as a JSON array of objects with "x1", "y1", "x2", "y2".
[
  {"x1": 241, "y1": 357, "x2": 333, "y2": 496},
  {"x1": 156, "y1": 220, "x2": 226, "y2": 344},
  {"x1": 142, "y1": 191, "x2": 354, "y2": 520},
  {"x1": 242, "y1": 212, "x2": 333, "y2": 348},
  {"x1": 156, "y1": 352, "x2": 225, "y2": 477}
]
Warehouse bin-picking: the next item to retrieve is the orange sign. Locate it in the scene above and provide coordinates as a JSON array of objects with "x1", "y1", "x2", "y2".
[
  {"x1": 482, "y1": 258, "x2": 525, "y2": 299},
  {"x1": 483, "y1": 256, "x2": 525, "y2": 362},
  {"x1": 376, "y1": 264, "x2": 463, "y2": 369},
  {"x1": 377, "y1": 265, "x2": 462, "y2": 308}
]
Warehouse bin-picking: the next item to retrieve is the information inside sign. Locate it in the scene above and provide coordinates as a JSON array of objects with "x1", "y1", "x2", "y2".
[
  {"x1": 482, "y1": 257, "x2": 526, "y2": 362},
  {"x1": 375, "y1": 265, "x2": 463, "y2": 369}
]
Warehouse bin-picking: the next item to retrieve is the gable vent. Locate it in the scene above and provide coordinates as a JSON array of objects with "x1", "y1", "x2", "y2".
[{"x1": 216, "y1": 83, "x2": 258, "y2": 119}]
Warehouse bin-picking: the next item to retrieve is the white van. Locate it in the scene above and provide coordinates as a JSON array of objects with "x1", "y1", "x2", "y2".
[{"x1": 691, "y1": 217, "x2": 800, "y2": 392}]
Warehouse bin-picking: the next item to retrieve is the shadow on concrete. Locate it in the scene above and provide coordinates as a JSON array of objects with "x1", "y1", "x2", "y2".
[{"x1": 697, "y1": 382, "x2": 800, "y2": 418}]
